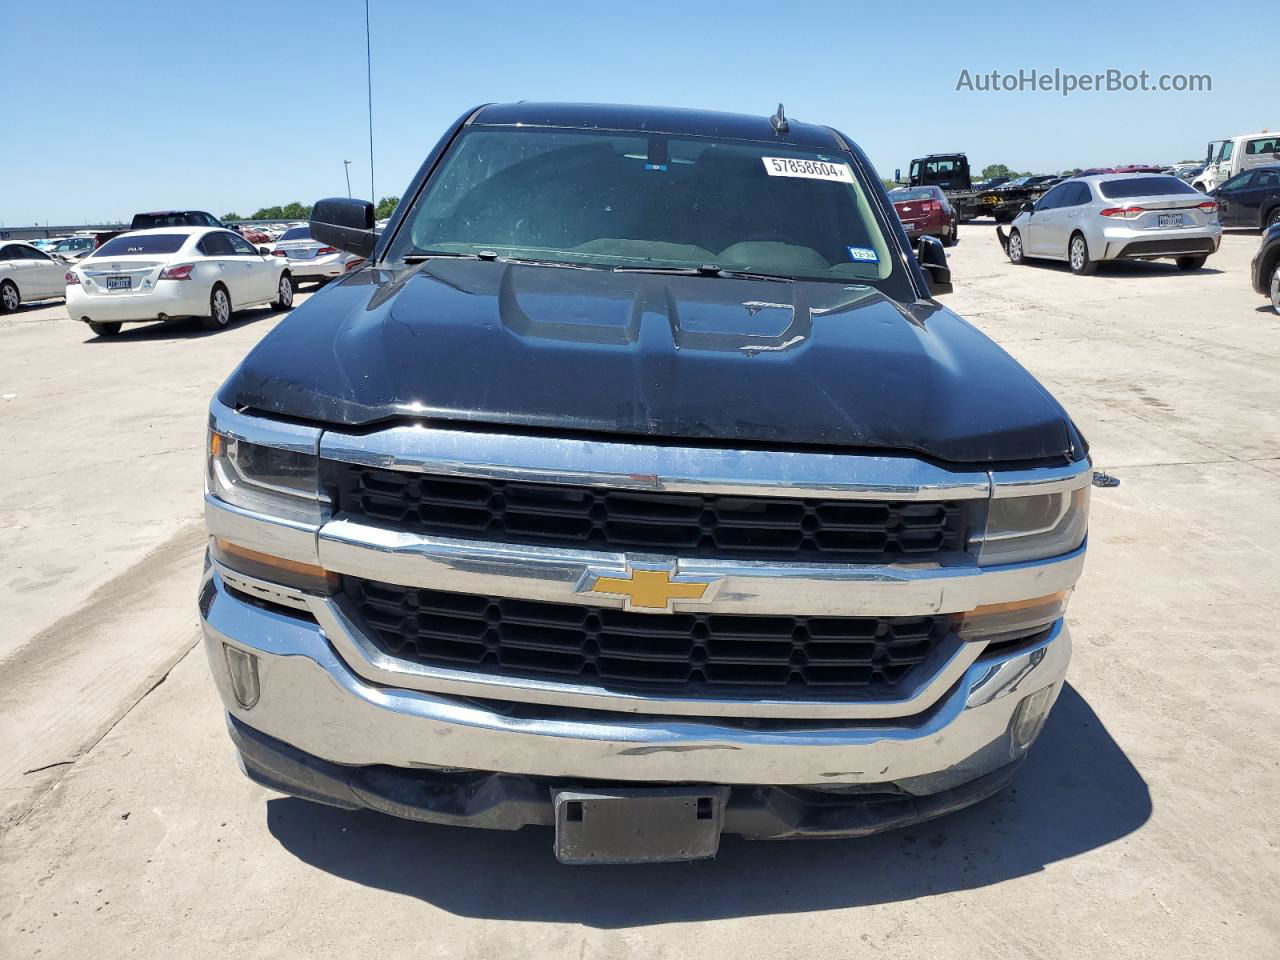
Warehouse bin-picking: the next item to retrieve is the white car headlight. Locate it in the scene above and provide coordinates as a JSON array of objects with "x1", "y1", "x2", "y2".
[{"x1": 973, "y1": 484, "x2": 1089, "y2": 566}]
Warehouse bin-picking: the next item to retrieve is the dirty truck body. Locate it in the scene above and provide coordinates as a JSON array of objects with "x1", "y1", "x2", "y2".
[{"x1": 200, "y1": 103, "x2": 1091, "y2": 864}]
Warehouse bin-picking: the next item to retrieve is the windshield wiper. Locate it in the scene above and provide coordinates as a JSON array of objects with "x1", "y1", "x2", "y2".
[
  {"x1": 612, "y1": 264, "x2": 794, "y2": 282},
  {"x1": 402, "y1": 251, "x2": 491, "y2": 264},
  {"x1": 402, "y1": 250, "x2": 602, "y2": 270}
]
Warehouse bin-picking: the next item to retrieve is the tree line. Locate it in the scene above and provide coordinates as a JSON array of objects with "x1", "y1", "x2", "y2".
[{"x1": 222, "y1": 196, "x2": 400, "y2": 223}]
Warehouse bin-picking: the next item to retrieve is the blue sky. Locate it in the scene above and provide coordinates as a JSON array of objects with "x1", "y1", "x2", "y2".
[{"x1": 0, "y1": 0, "x2": 1268, "y2": 225}]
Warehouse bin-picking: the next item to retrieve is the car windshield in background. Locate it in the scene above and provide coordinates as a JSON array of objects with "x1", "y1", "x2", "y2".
[
  {"x1": 1098, "y1": 176, "x2": 1199, "y2": 199},
  {"x1": 278, "y1": 227, "x2": 311, "y2": 241},
  {"x1": 91, "y1": 234, "x2": 187, "y2": 257},
  {"x1": 133, "y1": 214, "x2": 201, "y2": 228},
  {"x1": 890, "y1": 188, "x2": 935, "y2": 202},
  {"x1": 385, "y1": 127, "x2": 909, "y2": 295}
]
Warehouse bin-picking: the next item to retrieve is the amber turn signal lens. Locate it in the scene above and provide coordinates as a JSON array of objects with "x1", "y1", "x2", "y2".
[
  {"x1": 211, "y1": 538, "x2": 338, "y2": 594},
  {"x1": 956, "y1": 591, "x2": 1071, "y2": 642}
]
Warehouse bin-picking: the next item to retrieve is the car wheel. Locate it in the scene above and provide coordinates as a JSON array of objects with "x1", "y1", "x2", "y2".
[
  {"x1": 1271, "y1": 265, "x2": 1280, "y2": 315},
  {"x1": 87, "y1": 321, "x2": 121, "y2": 337},
  {"x1": 202, "y1": 284, "x2": 232, "y2": 331},
  {"x1": 1068, "y1": 233, "x2": 1097, "y2": 275},
  {"x1": 1007, "y1": 228, "x2": 1025, "y2": 264},
  {"x1": 0, "y1": 280, "x2": 19, "y2": 313},
  {"x1": 271, "y1": 273, "x2": 294, "y2": 310},
  {"x1": 1175, "y1": 255, "x2": 1207, "y2": 272},
  {"x1": 1266, "y1": 207, "x2": 1280, "y2": 230},
  {"x1": 943, "y1": 216, "x2": 958, "y2": 247}
]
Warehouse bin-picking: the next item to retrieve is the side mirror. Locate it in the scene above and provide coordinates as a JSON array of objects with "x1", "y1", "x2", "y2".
[
  {"x1": 894, "y1": 167, "x2": 902, "y2": 184},
  {"x1": 916, "y1": 236, "x2": 953, "y2": 296},
  {"x1": 310, "y1": 197, "x2": 377, "y2": 258},
  {"x1": 1021, "y1": 201, "x2": 1036, "y2": 214},
  {"x1": 257, "y1": 246, "x2": 271, "y2": 256}
]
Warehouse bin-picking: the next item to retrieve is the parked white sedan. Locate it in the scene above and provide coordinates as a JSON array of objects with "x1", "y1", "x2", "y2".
[
  {"x1": 270, "y1": 225, "x2": 363, "y2": 284},
  {"x1": 65, "y1": 227, "x2": 294, "y2": 337},
  {"x1": 0, "y1": 241, "x2": 67, "y2": 312}
]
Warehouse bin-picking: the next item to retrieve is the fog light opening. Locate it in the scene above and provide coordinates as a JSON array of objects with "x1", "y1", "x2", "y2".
[
  {"x1": 224, "y1": 644, "x2": 261, "y2": 710},
  {"x1": 1011, "y1": 684, "x2": 1056, "y2": 751}
]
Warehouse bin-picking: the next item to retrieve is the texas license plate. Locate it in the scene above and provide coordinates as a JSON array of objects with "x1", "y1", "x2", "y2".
[
  {"x1": 105, "y1": 276, "x2": 131, "y2": 290},
  {"x1": 1158, "y1": 213, "x2": 1185, "y2": 228},
  {"x1": 553, "y1": 787, "x2": 727, "y2": 864}
]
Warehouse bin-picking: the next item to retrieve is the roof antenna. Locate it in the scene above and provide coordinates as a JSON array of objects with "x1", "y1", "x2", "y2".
[{"x1": 769, "y1": 103, "x2": 789, "y2": 135}]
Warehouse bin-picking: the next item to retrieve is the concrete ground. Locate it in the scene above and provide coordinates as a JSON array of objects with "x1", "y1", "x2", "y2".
[{"x1": 1, "y1": 234, "x2": 1277, "y2": 959}]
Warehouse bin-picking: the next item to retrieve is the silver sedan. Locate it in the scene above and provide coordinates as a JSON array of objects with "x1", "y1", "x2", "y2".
[{"x1": 1002, "y1": 173, "x2": 1221, "y2": 275}]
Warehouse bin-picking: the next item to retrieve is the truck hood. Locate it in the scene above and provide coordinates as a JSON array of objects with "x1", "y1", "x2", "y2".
[{"x1": 220, "y1": 259, "x2": 1077, "y2": 464}]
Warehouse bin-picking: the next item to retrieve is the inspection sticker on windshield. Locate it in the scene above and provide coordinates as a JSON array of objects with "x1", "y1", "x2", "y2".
[
  {"x1": 762, "y1": 157, "x2": 854, "y2": 183},
  {"x1": 847, "y1": 246, "x2": 879, "y2": 264}
]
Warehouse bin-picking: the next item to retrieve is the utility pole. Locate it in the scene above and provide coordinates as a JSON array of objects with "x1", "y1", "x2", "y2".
[{"x1": 344, "y1": 160, "x2": 352, "y2": 198}]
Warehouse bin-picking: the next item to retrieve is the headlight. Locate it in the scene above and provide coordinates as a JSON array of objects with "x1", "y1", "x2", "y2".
[
  {"x1": 206, "y1": 430, "x2": 326, "y2": 525},
  {"x1": 973, "y1": 485, "x2": 1089, "y2": 566}
]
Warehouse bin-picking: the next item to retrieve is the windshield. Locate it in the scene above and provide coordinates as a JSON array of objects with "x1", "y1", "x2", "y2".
[
  {"x1": 279, "y1": 227, "x2": 311, "y2": 241},
  {"x1": 889, "y1": 188, "x2": 934, "y2": 202},
  {"x1": 385, "y1": 127, "x2": 909, "y2": 295}
]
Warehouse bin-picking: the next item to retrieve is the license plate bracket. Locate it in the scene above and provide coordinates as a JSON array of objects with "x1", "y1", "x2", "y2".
[
  {"x1": 1158, "y1": 212, "x2": 1185, "y2": 228},
  {"x1": 105, "y1": 275, "x2": 131, "y2": 290},
  {"x1": 553, "y1": 787, "x2": 728, "y2": 864}
]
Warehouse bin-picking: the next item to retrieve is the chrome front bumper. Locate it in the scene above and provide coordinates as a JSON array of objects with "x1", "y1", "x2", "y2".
[{"x1": 200, "y1": 566, "x2": 1070, "y2": 792}]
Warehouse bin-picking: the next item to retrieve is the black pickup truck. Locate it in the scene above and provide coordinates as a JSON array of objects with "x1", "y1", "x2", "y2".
[
  {"x1": 901, "y1": 153, "x2": 1049, "y2": 223},
  {"x1": 200, "y1": 102, "x2": 1091, "y2": 864},
  {"x1": 94, "y1": 210, "x2": 225, "y2": 249}
]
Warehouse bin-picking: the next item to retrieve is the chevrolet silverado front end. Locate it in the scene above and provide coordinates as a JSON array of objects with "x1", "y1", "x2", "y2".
[{"x1": 199, "y1": 102, "x2": 1091, "y2": 863}]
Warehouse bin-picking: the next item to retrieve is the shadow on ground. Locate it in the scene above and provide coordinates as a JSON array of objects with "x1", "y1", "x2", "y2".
[
  {"x1": 1012, "y1": 258, "x2": 1222, "y2": 278},
  {"x1": 266, "y1": 683, "x2": 1150, "y2": 926},
  {"x1": 79, "y1": 306, "x2": 283, "y2": 343}
]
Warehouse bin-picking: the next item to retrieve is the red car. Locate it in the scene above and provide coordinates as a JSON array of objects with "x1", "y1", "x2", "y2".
[
  {"x1": 237, "y1": 226, "x2": 271, "y2": 244},
  {"x1": 888, "y1": 186, "x2": 958, "y2": 246}
]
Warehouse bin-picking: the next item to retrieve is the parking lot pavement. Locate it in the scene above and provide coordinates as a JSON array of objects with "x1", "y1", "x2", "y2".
[
  {"x1": 0, "y1": 292, "x2": 311, "y2": 826},
  {"x1": 2, "y1": 235, "x2": 1278, "y2": 958}
]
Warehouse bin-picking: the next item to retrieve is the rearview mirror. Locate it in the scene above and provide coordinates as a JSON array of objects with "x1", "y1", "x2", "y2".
[
  {"x1": 916, "y1": 236, "x2": 953, "y2": 296},
  {"x1": 894, "y1": 167, "x2": 902, "y2": 184},
  {"x1": 310, "y1": 197, "x2": 377, "y2": 259}
]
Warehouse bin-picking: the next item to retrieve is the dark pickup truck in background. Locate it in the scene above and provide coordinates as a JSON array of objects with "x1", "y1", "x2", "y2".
[
  {"x1": 94, "y1": 211, "x2": 225, "y2": 250},
  {"x1": 900, "y1": 153, "x2": 1052, "y2": 223},
  {"x1": 200, "y1": 102, "x2": 1091, "y2": 864}
]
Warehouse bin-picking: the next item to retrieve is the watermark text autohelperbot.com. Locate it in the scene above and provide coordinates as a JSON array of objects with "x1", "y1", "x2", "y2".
[{"x1": 956, "y1": 68, "x2": 1211, "y2": 97}]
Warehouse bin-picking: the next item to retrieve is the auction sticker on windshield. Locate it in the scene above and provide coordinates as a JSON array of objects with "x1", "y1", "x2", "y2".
[{"x1": 762, "y1": 157, "x2": 854, "y2": 183}]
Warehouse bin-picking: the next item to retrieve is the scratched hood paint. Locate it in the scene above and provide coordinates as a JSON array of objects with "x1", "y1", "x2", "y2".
[{"x1": 220, "y1": 260, "x2": 1077, "y2": 464}]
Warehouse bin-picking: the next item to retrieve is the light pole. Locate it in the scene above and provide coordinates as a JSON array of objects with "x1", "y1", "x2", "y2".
[{"x1": 343, "y1": 160, "x2": 352, "y2": 198}]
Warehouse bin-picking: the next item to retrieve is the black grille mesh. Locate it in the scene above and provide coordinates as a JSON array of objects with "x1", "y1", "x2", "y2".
[
  {"x1": 330, "y1": 465, "x2": 966, "y2": 563},
  {"x1": 347, "y1": 579, "x2": 950, "y2": 693}
]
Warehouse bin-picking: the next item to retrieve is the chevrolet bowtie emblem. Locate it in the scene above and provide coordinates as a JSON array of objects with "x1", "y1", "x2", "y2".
[{"x1": 582, "y1": 567, "x2": 720, "y2": 613}]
